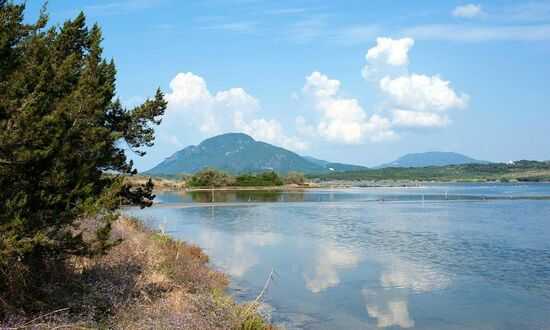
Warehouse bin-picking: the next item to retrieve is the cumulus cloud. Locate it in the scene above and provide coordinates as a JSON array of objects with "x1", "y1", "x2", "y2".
[
  {"x1": 362, "y1": 37, "x2": 414, "y2": 80},
  {"x1": 360, "y1": 37, "x2": 469, "y2": 130},
  {"x1": 165, "y1": 72, "x2": 306, "y2": 151},
  {"x1": 366, "y1": 37, "x2": 415, "y2": 66},
  {"x1": 303, "y1": 71, "x2": 397, "y2": 143},
  {"x1": 452, "y1": 4, "x2": 484, "y2": 18},
  {"x1": 303, "y1": 71, "x2": 340, "y2": 98},
  {"x1": 380, "y1": 74, "x2": 469, "y2": 112},
  {"x1": 234, "y1": 112, "x2": 309, "y2": 150}
]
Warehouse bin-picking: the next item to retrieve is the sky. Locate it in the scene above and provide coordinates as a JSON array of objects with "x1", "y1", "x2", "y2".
[{"x1": 24, "y1": 0, "x2": 550, "y2": 171}]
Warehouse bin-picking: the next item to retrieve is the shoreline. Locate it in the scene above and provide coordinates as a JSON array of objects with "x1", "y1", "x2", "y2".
[
  {"x1": 159, "y1": 180, "x2": 550, "y2": 193},
  {"x1": 1, "y1": 217, "x2": 274, "y2": 329}
]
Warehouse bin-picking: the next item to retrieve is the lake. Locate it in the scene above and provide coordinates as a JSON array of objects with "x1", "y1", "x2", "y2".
[{"x1": 126, "y1": 183, "x2": 550, "y2": 329}]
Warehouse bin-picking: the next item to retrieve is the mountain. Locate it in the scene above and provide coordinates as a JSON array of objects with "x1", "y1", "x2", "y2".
[
  {"x1": 145, "y1": 133, "x2": 366, "y2": 175},
  {"x1": 303, "y1": 156, "x2": 368, "y2": 172},
  {"x1": 379, "y1": 152, "x2": 489, "y2": 168}
]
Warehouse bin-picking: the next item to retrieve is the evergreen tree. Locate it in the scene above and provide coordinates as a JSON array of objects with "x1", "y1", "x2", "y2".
[{"x1": 0, "y1": 1, "x2": 167, "y2": 305}]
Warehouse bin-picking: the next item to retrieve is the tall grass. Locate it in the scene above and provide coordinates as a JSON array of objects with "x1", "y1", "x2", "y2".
[{"x1": 1, "y1": 217, "x2": 274, "y2": 329}]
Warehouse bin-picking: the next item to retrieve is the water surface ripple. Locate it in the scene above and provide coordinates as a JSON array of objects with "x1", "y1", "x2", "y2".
[{"x1": 127, "y1": 184, "x2": 550, "y2": 329}]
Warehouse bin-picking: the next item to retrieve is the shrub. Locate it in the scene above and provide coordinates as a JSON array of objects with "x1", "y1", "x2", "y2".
[
  {"x1": 284, "y1": 171, "x2": 305, "y2": 185},
  {"x1": 187, "y1": 168, "x2": 235, "y2": 187},
  {"x1": 234, "y1": 172, "x2": 284, "y2": 187}
]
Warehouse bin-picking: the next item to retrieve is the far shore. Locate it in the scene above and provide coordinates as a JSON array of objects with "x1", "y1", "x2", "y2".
[{"x1": 152, "y1": 180, "x2": 550, "y2": 193}]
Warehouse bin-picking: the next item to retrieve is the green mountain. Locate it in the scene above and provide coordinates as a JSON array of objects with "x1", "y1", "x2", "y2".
[
  {"x1": 303, "y1": 156, "x2": 368, "y2": 172},
  {"x1": 145, "y1": 133, "x2": 366, "y2": 175},
  {"x1": 379, "y1": 152, "x2": 489, "y2": 168}
]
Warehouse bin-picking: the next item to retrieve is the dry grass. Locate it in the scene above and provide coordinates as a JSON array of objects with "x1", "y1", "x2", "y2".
[
  {"x1": 124, "y1": 175, "x2": 187, "y2": 191},
  {"x1": 1, "y1": 217, "x2": 274, "y2": 330}
]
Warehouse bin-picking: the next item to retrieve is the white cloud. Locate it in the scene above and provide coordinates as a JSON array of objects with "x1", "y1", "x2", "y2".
[
  {"x1": 364, "y1": 114, "x2": 398, "y2": 141},
  {"x1": 234, "y1": 112, "x2": 308, "y2": 151},
  {"x1": 214, "y1": 87, "x2": 260, "y2": 109},
  {"x1": 164, "y1": 72, "x2": 306, "y2": 151},
  {"x1": 303, "y1": 71, "x2": 340, "y2": 98},
  {"x1": 392, "y1": 110, "x2": 450, "y2": 128},
  {"x1": 453, "y1": 4, "x2": 484, "y2": 18},
  {"x1": 380, "y1": 74, "x2": 469, "y2": 112},
  {"x1": 303, "y1": 71, "x2": 397, "y2": 143},
  {"x1": 366, "y1": 37, "x2": 415, "y2": 66},
  {"x1": 317, "y1": 98, "x2": 367, "y2": 144},
  {"x1": 167, "y1": 72, "x2": 212, "y2": 107},
  {"x1": 360, "y1": 37, "x2": 468, "y2": 130},
  {"x1": 362, "y1": 37, "x2": 414, "y2": 80}
]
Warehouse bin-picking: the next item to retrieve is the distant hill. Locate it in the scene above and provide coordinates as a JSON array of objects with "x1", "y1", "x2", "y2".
[
  {"x1": 379, "y1": 152, "x2": 489, "y2": 168},
  {"x1": 303, "y1": 156, "x2": 368, "y2": 172},
  {"x1": 145, "y1": 133, "x2": 366, "y2": 175}
]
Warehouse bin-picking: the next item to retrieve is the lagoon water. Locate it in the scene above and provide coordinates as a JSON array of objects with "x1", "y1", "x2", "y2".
[{"x1": 127, "y1": 184, "x2": 550, "y2": 329}]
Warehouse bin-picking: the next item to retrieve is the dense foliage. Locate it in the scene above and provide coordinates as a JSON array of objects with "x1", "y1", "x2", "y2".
[
  {"x1": 283, "y1": 171, "x2": 305, "y2": 185},
  {"x1": 187, "y1": 168, "x2": 235, "y2": 187},
  {"x1": 310, "y1": 161, "x2": 550, "y2": 182},
  {"x1": 0, "y1": 2, "x2": 166, "y2": 310},
  {"x1": 234, "y1": 171, "x2": 284, "y2": 187},
  {"x1": 186, "y1": 168, "x2": 286, "y2": 187}
]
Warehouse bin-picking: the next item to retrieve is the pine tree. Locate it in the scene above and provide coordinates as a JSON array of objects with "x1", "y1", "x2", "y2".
[{"x1": 0, "y1": 1, "x2": 167, "y2": 306}]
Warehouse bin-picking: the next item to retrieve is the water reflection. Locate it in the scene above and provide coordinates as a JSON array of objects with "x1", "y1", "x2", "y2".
[
  {"x1": 363, "y1": 289, "x2": 414, "y2": 329},
  {"x1": 129, "y1": 186, "x2": 550, "y2": 329},
  {"x1": 186, "y1": 190, "x2": 306, "y2": 203},
  {"x1": 363, "y1": 256, "x2": 452, "y2": 328},
  {"x1": 380, "y1": 257, "x2": 452, "y2": 293},
  {"x1": 196, "y1": 228, "x2": 280, "y2": 277},
  {"x1": 304, "y1": 243, "x2": 360, "y2": 293}
]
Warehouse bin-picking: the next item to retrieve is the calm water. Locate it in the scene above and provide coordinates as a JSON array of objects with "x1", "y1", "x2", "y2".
[{"x1": 127, "y1": 184, "x2": 550, "y2": 329}]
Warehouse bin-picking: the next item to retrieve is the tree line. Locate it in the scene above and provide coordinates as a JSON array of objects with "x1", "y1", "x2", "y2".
[{"x1": 186, "y1": 168, "x2": 305, "y2": 187}]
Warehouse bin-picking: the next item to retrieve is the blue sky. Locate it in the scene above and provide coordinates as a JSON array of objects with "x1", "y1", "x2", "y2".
[{"x1": 25, "y1": 0, "x2": 550, "y2": 170}]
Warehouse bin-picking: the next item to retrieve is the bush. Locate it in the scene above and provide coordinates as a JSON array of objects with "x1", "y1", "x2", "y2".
[
  {"x1": 284, "y1": 171, "x2": 305, "y2": 185},
  {"x1": 234, "y1": 172, "x2": 284, "y2": 187},
  {"x1": 187, "y1": 168, "x2": 235, "y2": 187}
]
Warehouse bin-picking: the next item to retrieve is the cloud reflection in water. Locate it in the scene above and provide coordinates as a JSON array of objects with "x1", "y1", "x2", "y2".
[
  {"x1": 304, "y1": 243, "x2": 361, "y2": 293},
  {"x1": 364, "y1": 256, "x2": 452, "y2": 328},
  {"x1": 197, "y1": 230, "x2": 280, "y2": 277}
]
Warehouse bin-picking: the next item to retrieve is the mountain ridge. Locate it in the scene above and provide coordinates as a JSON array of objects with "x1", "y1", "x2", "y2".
[
  {"x1": 379, "y1": 151, "x2": 489, "y2": 168},
  {"x1": 145, "y1": 133, "x2": 367, "y2": 175}
]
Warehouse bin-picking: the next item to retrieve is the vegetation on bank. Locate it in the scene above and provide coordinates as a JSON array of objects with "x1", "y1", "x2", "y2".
[
  {"x1": 308, "y1": 161, "x2": 550, "y2": 183},
  {"x1": 186, "y1": 168, "x2": 305, "y2": 188},
  {"x1": 1, "y1": 217, "x2": 273, "y2": 329}
]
